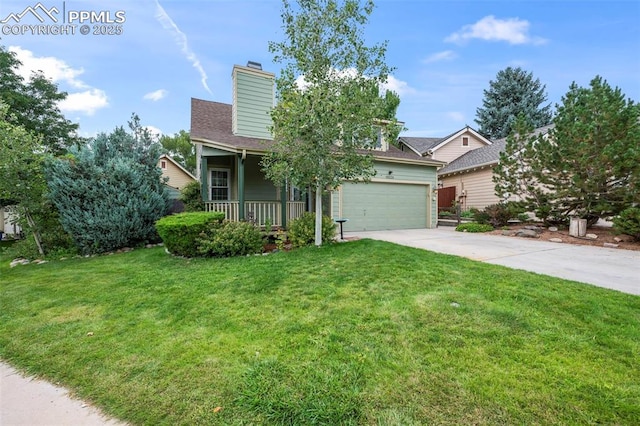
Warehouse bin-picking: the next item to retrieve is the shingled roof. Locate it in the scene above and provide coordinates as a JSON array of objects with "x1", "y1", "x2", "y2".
[
  {"x1": 191, "y1": 98, "x2": 445, "y2": 166},
  {"x1": 439, "y1": 124, "x2": 554, "y2": 176},
  {"x1": 398, "y1": 126, "x2": 491, "y2": 156},
  {"x1": 398, "y1": 136, "x2": 445, "y2": 154},
  {"x1": 191, "y1": 98, "x2": 273, "y2": 152}
]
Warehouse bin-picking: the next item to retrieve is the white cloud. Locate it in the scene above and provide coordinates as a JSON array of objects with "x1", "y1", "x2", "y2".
[
  {"x1": 381, "y1": 75, "x2": 416, "y2": 96},
  {"x1": 154, "y1": 0, "x2": 212, "y2": 94},
  {"x1": 144, "y1": 125, "x2": 163, "y2": 140},
  {"x1": 9, "y1": 46, "x2": 109, "y2": 115},
  {"x1": 144, "y1": 89, "x2": 168, "y2": 101},
  {"x1": 58, "y1": 89, "x2": 108, "y2": 116},
  {"x1": 9, "y1": 45, "x2": 87, "y2": 88},
  {"x1": 423, "y1": 50, "x2": 457, "y2": 64},
  {"x1": 445, "y1": 15, "x2": 547, "y2": 45}
]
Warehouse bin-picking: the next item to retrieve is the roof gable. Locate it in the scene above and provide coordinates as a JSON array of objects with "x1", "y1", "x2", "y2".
[
  {"x1": 398, "y1": 126, "x2": 492, "y2": 156},
  {"x1": 438, "y1": 124, "x2": 554, "y2": 176},
  {"x1": 159, "y1": 154, "x2": 197, "y2": 180}
]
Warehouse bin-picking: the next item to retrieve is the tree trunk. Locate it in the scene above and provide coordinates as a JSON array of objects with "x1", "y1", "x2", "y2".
[
  {"x1": 25, "y1": 211, "x2": 45, "y2": 256},
  {"x1": 315, "y1": 183, "x2": 322, "y2": 246}
]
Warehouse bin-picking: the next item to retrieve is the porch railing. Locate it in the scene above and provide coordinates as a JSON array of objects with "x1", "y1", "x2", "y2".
[{"x1": 204, "y1": 201, "x2": 305, "y2": 227}]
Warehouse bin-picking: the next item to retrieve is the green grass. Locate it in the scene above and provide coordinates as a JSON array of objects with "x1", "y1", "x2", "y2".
[{"x1": 1, "y1": 240, "x2": 638, "y2": 425}]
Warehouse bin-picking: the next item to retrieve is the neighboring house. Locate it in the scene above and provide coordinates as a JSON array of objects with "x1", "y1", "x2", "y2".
[
  {"x1": 191, "y1": 62, "x2": 445, "y2": 231},
  {"x1": 398, "y1": 126, "x2": 492, "y2": 163},
  {"x1": 0, "y1": 205, "x2": 21, "y2": 238},
  {"x1": 438, "y1": 125, "x2": 553, "y2": 211},
  {"x1": 158, "y1": 154, "x2": 197, "y2": 199}
]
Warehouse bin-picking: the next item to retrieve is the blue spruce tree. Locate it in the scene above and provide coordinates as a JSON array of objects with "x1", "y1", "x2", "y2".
[
  {"x1": 46, "y1": 115, "x2": 169, "y2": 254},
  {"x1": 475, "y1": 67, "x2": 552, "y2": 140}
]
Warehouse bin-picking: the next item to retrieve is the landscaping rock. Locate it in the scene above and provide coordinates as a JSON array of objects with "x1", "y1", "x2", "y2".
[
  {"x1": 603, "y1": 243, "x2": 619, "y2": 248},
  {"x1": 548, "y1": 226, "x2": 558, "y2": 232},
  {"x1": 585, "y1": 234, "x2": 598, "y2": 240},
  {"x1": 516, "y1": 229, "x2": 539, "y2": 238},
  {"x1": 10, "y1": 258, "x2": 30, "y2": 268},
  {"x1": 524, "y1": 225, "x2": 544, "y2": 233},
  {"x1": 34, "y1": 260, "x2": 48, "y2": 265},
  {"x1": 450, "y1": 302, "x2": 460, "y2": 308},
  {"x1": 502, "y1": 230, "x2": 517, "y2": 236},
  {"x1": 613, "y1": 237, "x2": 623, "y2": 243},
  {"x1": 549, "y1": 238, "x2": 563, "y2": 243}
]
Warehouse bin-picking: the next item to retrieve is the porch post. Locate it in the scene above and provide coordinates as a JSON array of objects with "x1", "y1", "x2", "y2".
[
  {"x1": 281, "y1": 185, "x2": 287, "y2": 228},
  {"x1": 201, "y1": 157, "x2": 208, "y2": 202},
  {"x1": 238, "y1": 154, "x2": 245, "y2": 220}
]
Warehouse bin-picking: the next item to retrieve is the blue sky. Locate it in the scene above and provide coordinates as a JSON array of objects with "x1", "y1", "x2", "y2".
[{"x1": 1, "y1": 0, "x2": 638, "y2": 139}]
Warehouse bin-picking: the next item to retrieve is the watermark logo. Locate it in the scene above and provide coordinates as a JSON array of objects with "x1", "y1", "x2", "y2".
[
  {"x1": 1, "y1": 2, "x2": 59, "y2": 23},
  {"x1": 2, "y1": 2, "x2": 126, "y2": 36}
]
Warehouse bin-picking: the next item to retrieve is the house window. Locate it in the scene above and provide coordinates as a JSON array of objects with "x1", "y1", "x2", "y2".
[
  {"x1": 160, "y1": 160, "x2": 167, "y2": 169},
  {"x1": 462, "y1": 137, "x2": 469, "y2": 147},
  {"x1": 370, "y1": 126, "x2": 386, "y2": 151},
  {"x1": 210, "y1": 168, "x2": 230, "y2": 200}
]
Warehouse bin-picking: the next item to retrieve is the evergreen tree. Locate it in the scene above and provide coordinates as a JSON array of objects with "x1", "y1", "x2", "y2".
[
  {"x1": 533, "y1": 76, "x2": 640, "y2": 225},
  {"x1": 493, "y1": 115, "x2": 543, "y2": 207},
  {"x1": 263, "y1": 0, "x2": 399, "y2": 245},
  {"x1": 46, "y1": 115, "x2": 170, "y2": 254},
  {"x1": 475, "y1": 67, "x2": 552, "y2": 139}
]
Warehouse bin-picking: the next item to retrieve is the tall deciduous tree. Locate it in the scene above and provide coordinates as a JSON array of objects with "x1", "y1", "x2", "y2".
[
  {"x1": 534, "y1": 76, "x2": 639, "y2": 225},
  {"x1": 263, "y1": 0, "x2": 399, "y2": 245},
  {"x1": 0, "y1": 45, "x2": 80, "y2": 155},
  {"x1": 0, "y1": 103, "x2": 47, "y2": 254},
  {"x1": 159, "y1": 130, "x2": 196, "y2": 174},
  {"x1": 475, "y1": 67, "x2": 552, "y2": 140},
  {"x1": 46, "y1": 115, "x2": 169, "y2": 254}
]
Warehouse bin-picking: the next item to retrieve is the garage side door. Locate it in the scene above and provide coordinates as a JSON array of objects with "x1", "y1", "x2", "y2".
[{"x1": 341, "y1": 182, "x2": 428, "y2": 231}]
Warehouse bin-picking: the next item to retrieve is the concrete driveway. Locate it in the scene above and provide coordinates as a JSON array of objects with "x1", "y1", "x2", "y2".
[{"x1": 346, "y1": 227, "x2": 640, "y2": 296}]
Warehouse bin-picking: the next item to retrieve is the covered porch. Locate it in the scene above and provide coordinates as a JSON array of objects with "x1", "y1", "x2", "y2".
[{"x1": 200, "y1": 147, "x2": 307, "y2": 227}]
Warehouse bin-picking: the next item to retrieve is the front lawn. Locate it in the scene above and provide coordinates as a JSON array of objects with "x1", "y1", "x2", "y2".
[{"x1": 1, "y1": 240, "x2": 638, "y2": 425}]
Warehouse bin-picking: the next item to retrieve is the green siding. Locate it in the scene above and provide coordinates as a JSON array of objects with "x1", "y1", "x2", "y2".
[
  {"x1": 234, "y1": 69, "x2": 273, "y2": 139},
  {"x1": 340, "y1": 182, "x2": 429, "y2": 231},
  {"x1": 332, "y1": 160, "x2": 438, "y2": 230},
  {"x1": 244, "y1": 156, "x2": 278, "y2": 200},
  {"x1": 372, "y1": 161, "x2": 436, "y2": 183},
  {"x1": 201, "y1": 155, "x2": 276, "y2": 201}
]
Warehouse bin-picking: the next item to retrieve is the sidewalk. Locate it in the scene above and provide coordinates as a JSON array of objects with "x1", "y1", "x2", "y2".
[
  {"x1": 346, "y1": 227, "x2": 640, "y2": 295},
  {"x1": 0, "y1": 362, "x2": 125, "y2": 426}
]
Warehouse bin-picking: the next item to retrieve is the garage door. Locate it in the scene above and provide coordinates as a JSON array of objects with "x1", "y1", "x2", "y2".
[{"x1": 340, "y1": 182, "x2": 428, "y2": 231}]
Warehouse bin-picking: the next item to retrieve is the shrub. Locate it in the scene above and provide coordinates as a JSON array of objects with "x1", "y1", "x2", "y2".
[
  {"x1": 472, "y1": 208, "x2": 490, "y2": 225},
  {"x1": 455, "y1": 223, "x2": 494, "y2": 233},
  {"x1": 613, "y1": 207, "x2": 640, "y2": 241},
  {"x1": 197, "y1": 221, "x2": 263, "y2": 257},
  {"x1": 483, "y1": 203, "x2": 513, "y2": 227},
  {"x1": 287, "y1": 212, "x2": 336, "y2": 247},
  {"x1": 180, "y1": 181, "x2": 205, "y2": 212},
  {"x1": 460, "y1": 210, "x2": 475, "y2": 219},
  {"x1": 155, "y1": 212, "x2": 224, "y2": 257}
]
